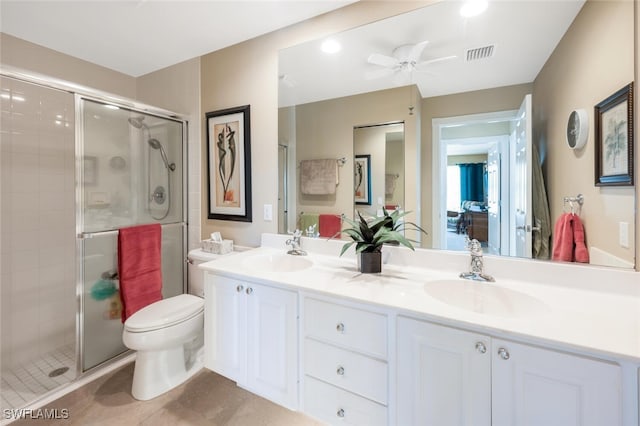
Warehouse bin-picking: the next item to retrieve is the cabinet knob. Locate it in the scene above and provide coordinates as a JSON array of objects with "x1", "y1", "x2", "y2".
[
  {"x1": 236, "y1": 285, "x2": 244, "y2": 293},
  {"x1": 475, "y1": 341, "x2": 487, "y2": 354},
  {"x1": 336, "y1": 322, "x2": 345, "y2": 333},
  {"x1": 246, "y1": 287, "x2": 253, "y2": 295},
  {"x1": 336, "y1": 408, "x2": 345, "y2": 418},
  {"x1": 498, "y1": 347, "x2": 510, "y2": 360},
  {"x1": 336, "y1": 366, "x2": 345, "y2": 376}
]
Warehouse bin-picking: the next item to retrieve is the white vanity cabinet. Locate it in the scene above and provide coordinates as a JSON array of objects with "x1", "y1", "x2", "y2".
[
  {"x1": 491, "y1": 339, "x2": 622, "y2": 426},
  {"x1": 302, "y1": 297, "x2": 389, "y2": 425},
  {"x1": 397, "y1": 316, "x2": 623, "y2": 426},
  {"x1": 396, "y1": 317, "x2": 491, "y2": 425},
  {"x1": 204, "y1": 274, "x2": 298, "y2": 410}
]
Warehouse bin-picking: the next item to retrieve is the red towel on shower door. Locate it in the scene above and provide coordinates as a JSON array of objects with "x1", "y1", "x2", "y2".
[{"x1": 117, "y1": 224, "x2": 163, "y2": 322}]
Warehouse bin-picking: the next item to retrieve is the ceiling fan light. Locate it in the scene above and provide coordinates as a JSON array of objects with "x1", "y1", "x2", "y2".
[
  {"x1": 460, "y1": 0, "x2": 488, "y2": 18},
  {"x1": 321, "y1": 39, "x2": 341, "y2": 54}
]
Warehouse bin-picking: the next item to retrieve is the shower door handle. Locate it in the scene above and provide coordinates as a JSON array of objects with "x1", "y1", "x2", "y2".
[{"x1": 78, "y1": 230, "x2": 119, "y2": 239}]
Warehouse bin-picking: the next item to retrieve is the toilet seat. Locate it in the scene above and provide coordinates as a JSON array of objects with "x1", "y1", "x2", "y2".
[{"x1": 125, "y1": 294, "x2": 203, "y2": 333}]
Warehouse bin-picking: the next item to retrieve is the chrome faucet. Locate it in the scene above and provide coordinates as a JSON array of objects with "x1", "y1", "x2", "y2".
[
  {"x1": 286, "y1": 229, "x2": 307, "y2": 256},
  {"x1": 460, "y1": 238, "x2": 495, "y2": 282}
]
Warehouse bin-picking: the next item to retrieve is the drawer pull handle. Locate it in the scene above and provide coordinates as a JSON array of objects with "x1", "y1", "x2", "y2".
[
  {"x1": 498, "y1": 347, "x2": 510, "y2": 360},
  {"x1": 246, "y1": 287, "x2": 253, "y2": 295},
  {"x1": 236, "y1": 285, "x2": 244, "y2": 293},
  {"x1": 475, "y1": 341, "x2": 487, "y2": 354},
  {"x1": 336, "y1": 322, "x2": 345, "y2": 333},
  {"x1": 337, "y1": 408, "x2": 345, "y2": 418},
  {"x1": 336, "y1": 366, "x2": 345, "y2": 376}
]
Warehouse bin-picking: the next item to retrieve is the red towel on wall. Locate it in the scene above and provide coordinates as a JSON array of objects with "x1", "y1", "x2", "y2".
[
  {"x1": 118, "y1": 224, "x2": 163, "y2": 322},
  {"x1": 319, "y1": 214, "x2": 342, "y2": 238},
  {"x1": 552, "y1": 213, "x2": 589, "y2": 263}
]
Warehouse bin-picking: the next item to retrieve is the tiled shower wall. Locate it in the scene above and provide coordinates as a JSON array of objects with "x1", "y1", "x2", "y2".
[{"x1": 0, "y1": 76, "x2": 76, "y2": 371}]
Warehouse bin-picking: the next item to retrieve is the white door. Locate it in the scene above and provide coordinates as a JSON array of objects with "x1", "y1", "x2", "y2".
[
  {"x1": 512, "y1": 94, "x2": 533, "y2": 258},
  {"x1": 204, "y1": 275, "x2": 246, "y2": 383},
  {"x1": 396, "y1": 317, "x2": 491, "y2": 426},
  {"x1": 487, "y1": 142, "x2": 500, "y2": 255},
  {"x1": 245, "y1": 284, "x2": 299, "y2": 410},
  {"x1": 492, "y1": 339, "x2": 622, "y2": 426}
]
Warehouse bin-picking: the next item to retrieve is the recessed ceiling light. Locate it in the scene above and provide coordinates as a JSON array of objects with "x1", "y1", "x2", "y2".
[
  {"x1": 321, "y1": 39, "x2": 341, "y2": 54},
  {"x1": 460, "y1": 0, "x2": 488, "y2": 17}
]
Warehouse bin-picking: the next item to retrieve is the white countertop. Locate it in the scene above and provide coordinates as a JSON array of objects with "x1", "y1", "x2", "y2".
[{"x1": 200, "y1": 237, "x2": 640, "y2": 363}]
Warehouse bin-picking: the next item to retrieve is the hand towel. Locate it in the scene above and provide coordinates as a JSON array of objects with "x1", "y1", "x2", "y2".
[
  {"x1": 300, "y1": 159, "x2": 337, "y2": 195},
  {"x1": 319, "y1": 214, "x2": 342, "y2": 238},
  {"x1": 572, "y1": 215, "x2": 589, "y2": 263},
  {"x1": 552, "y1": 213, "x2": 589, "y2": 263},
  {"x1": 552, "y1": 213, "x2": 574, "y2": 262},
  {"x1": 118, "y1": 224, "x2": 163, "y2": 322},
  {"x1": 300, "y1": 213, "x2": 320, "y2": 234},
  {"x1": 385, "y1": 174, "x2": 397, "y2": 196}
]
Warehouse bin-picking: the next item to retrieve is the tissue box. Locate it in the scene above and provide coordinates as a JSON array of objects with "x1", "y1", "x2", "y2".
[{"x1": 202, "y1": 239, "x2": 233, "y2": 254}]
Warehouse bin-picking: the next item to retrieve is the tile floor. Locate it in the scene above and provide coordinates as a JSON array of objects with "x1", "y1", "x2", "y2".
[
  {"x1": 1, "y1": 345, "x2": 76, "y2": 411},
  {"x1": 8, "y1": 363, "x2": 322, "y2": 425}
]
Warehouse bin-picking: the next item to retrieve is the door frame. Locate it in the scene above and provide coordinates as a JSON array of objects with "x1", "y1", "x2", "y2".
[{"x1": 432, "y1": 110, "x2": 517, "y2": 249}]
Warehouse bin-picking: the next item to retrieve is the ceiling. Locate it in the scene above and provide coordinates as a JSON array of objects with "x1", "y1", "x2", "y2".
[
  {"x1": 0, "y1": 0, "x2": 357, "y2": 77},
  {"x1": 278, "y1": 0, "x2": 585, "y2": 107}
]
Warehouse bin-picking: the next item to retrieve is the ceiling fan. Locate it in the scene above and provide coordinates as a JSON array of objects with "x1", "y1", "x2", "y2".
[{"x1": 366, "y1": 40, "x2": 456, "y2": 82}]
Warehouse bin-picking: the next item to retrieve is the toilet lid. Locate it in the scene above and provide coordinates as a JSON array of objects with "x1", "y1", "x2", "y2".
[{"x1": 125, "y1": 294, "x2": 203, "y2": 332}]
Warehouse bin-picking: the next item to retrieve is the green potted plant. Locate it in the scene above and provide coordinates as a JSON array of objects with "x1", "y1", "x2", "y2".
[{"x1": 337, "y1": 210, "x2": 425, "y2": 273}]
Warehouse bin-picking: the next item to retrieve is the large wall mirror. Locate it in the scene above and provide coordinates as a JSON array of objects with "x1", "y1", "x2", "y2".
[{"x1": 278, "y1": 0, "x2": 635, "y2": 269}]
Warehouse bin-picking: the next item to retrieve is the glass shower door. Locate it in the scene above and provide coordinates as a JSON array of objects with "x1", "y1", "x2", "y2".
[{"x1": 78, "y1": 98, "x2": 185, "y2": 371}]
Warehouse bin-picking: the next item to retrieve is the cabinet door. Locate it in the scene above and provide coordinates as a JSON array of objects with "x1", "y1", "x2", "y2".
[
  {"x1": 492, "y1": 339, "x2": 622, "y2": 426},
  {"x1": 204, "y1": 275, "x2": 246, "y2": 383},
  {"x1": 396, "y1": 317, "x2": 491, "y2": 426},
  {"x1": 245, "y1": 284, "x2": 298, "y2": 410}
]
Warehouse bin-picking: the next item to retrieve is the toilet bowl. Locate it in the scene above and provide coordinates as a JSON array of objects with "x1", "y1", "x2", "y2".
[{"x1": 122, "y1": 249, "x2": 223, "y2": 400}]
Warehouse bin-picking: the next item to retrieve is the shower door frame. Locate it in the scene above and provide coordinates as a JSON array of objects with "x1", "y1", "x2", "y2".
[{"x1": 75, "y1": 93, "x2": 188, "y2": 374}]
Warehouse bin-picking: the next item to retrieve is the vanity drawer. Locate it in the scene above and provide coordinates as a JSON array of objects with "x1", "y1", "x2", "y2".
[
  {"x1": 305, "y1": 338, "x2": 388, "y2": 405},
  {"x1": 304, "y1": 376, "x2": 387, "y2": 426},
  {"x1": 304, "y1": 298, "x2": 387, "y2": 358}
]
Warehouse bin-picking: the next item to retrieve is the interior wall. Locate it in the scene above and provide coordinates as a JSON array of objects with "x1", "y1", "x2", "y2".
[
  {"x1": 294, "y1": 86, "x2": 418, "y2": 229},
  {"x1": 200, "y1": 1, "x2": 434, "y2": 247},
  {"x1": 0, "y1": 33, "x2": 136, "y2": 99},
  {"x1": 421, "y1": 83, "x2": 533, "y2": 247},
  {"x1": 532, "y1": 0, "x2": 635, "y2": 264}
]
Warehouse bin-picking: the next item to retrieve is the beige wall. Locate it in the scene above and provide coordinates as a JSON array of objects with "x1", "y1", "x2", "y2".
[
  {"x1": 294, "y1": 87, "x2": 418, "y2": 227},
  {"x1": 200, "y1": 1, "x2": 433, "y2": 247},
  {"x1": 533, "y1": 0, "x2": 635, "y2": 264},
  {"x1": 1, "y1": 33, "x2": 136, "y2": 98},
  {"x1": 421, "y1": 83, "x2": 533, "y2": 247}
]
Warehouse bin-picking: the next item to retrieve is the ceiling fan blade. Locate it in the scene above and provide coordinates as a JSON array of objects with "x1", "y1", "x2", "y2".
[
  {"x1": 407, "y1": 40, "x2": 429, "y2": 62},
  {"x1": 414, "y1": 55, "x2": 457, "y2": 71},
  {"x1": 365, "y1": 67, "x2": 396, "y2": 80},
  {"x1": 367, "y1": 53, "x2": 399, "y2": 68}
]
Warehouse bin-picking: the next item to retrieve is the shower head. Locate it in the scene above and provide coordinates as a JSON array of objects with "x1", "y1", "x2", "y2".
[
  {"x1": 148, "y1": 138, "x2": 176, "y2": 171},
  {"x1": 128, "y1": 116, "x2": 148, "y2": 130},
  {"x1": 148, "y1": 138, "x2": 162, "y2": 150}
]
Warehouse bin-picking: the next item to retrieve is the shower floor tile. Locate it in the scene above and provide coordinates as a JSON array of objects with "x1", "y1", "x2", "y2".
[{"x1": 1, "y1": 344, "x2": 75, "y2": 411}]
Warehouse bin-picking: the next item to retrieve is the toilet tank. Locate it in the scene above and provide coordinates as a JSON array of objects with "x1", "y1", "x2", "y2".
[{"x1": 187, "y1": 249, "x2": 228, "y2": 297}]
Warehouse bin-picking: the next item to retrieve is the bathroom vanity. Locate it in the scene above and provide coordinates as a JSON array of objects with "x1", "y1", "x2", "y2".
[{"x1": 201, "y1": 234, "x2": 640, "y2": 426}]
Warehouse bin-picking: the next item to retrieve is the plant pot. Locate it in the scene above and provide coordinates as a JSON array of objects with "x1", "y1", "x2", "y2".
[{"x1": 358, "y1": 251, "x2": 382, "y2": 273}]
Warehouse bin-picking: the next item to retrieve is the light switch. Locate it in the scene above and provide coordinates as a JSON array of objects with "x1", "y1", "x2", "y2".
[
  {"x1": 619, "y1": 222, "x2": 629, "y2": 248},
  {"x1": 263, "y1": 204, "x2": 273, "y2": 221}
]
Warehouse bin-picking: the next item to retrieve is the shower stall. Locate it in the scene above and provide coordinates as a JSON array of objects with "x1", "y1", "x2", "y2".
[{"x1": 0, "y1": 74, "x2": 187, "y2": 411}]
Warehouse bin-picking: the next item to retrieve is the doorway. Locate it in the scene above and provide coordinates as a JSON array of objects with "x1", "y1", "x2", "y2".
[{"x1": 432, "y1": 110, "x2": 518, "y2": 254}]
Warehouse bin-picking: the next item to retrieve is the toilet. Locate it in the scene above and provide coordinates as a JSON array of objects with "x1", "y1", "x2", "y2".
[{"x1": 122, "y1": 248, "x2": 221, "y2": 400}]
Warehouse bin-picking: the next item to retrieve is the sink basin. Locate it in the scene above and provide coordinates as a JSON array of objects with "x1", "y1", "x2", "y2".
[
  {"x1": 423, "y1": 279, "x2": 548, "y2": 317},
  {"x1": 245, "y1": 253, "x2": 313, "y2": 272}
]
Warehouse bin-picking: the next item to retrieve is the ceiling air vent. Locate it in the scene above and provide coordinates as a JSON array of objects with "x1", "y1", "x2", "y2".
[{"x1": 466, "y1": 45, "x2": 495, "y2": 62}]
